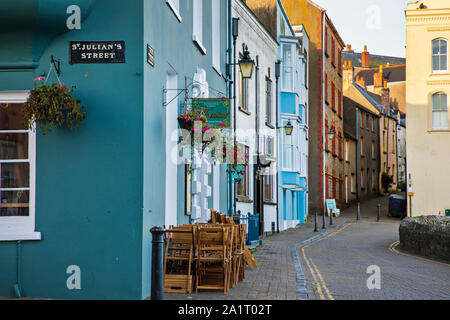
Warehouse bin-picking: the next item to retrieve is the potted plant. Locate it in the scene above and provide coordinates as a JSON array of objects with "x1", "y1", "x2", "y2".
[{"x1": 24, "y1": 77, "x2": 86, "y2": 134}]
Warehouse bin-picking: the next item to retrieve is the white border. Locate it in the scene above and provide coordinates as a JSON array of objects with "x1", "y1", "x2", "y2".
[
  {"x1": 166, "y1": 0, "x2": 182, "y2": 23},
  {"x1": 0, "y1": 91, "x2": 40, "y2": 241}
]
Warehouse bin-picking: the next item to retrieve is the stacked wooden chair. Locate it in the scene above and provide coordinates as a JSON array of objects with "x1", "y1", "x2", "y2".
[
  {"x1": 163, "y1": 225, "x2": 195, "y2": 293},
  {"x1": 163, "y1": 210, "x2": 258, "y2": 295},
  {"x1": 195, "y1": 225, "x2": 233, "y2": 294}
]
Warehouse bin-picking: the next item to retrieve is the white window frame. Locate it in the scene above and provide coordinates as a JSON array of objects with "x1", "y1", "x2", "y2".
[
  {"x1": 281, "y1": 42, "x2": 295, "y2": 92},
  {"x1": 432, "y1": 38, "x2": 448, "y2": 74},
  {"x1": 431, "y1": 92, "x2": 449, "y2": 130},
  {"x1": 166, "y1": 0, "x2": 182, "y2": 22},
  {"x1": 193, "y1": 0, "x2": 206, "y2": 55},
  {"x1": 0, "y1": 91, "x2": 39, "y2": 241},
  {"x1": 211, "y1": 0, "x2": 220, "y2": 74}
]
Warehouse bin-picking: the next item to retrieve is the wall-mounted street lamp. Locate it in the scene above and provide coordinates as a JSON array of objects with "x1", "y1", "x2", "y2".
[
  {"x1": 284, "y1": 121, "x2": 294, "y2": 136},
  {"x1": 239, "y1": 44, "x2": 255, "y2": 79},
  {"x1": 328, "y1": 128, "x2": 336, "y2": 142}
]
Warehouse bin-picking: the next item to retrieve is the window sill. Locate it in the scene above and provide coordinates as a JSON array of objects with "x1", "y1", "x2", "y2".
[
  {"x1": 237, "y1": 197, "x2": 253, "y2": 204},
  {"x1": 166, "y1": 0, "x2": 182, "y2": 22},
  {"x1": 239, "y1": 106, "x2": 251, "y2": 116},
  {"x1": 0, "y1": 232, "x2": 41, "y2": 241},
  {"x1": 428, "y1": 129, "x2": 450, "y2": 132},
  {"x1": 263, "y1": 201, "x2": 277, "y2": 206},
  {"x1": 193, "y1": 36, "x2": 207, "y2": 55},
  {"x1": 212, "y1": 65, "x2": 222, "y2": 77},
  {"x1": 430, "y1": 71, "x2": 450, "y2": 76}
]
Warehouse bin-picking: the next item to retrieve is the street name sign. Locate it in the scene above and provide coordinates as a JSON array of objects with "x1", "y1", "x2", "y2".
[{"x1": 69, "y1": 41, "x2": 125, "y2": 64}]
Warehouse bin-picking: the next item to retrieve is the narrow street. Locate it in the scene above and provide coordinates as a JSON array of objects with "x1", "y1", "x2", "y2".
[
  {"x1": 166, "y1": 196, "x2": 450, "y2": 300},
  {"x1": 300, "y1": 221, "x2": 450, "y2": 300}
]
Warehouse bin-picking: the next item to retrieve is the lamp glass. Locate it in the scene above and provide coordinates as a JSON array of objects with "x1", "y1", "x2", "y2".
[
  {"x1": 239, "y1": 60, "x2": 254, "y2": 79},
  {"x1": 285, "y1": 121, "x2": 294, "y2": 136},
  {"x1": 328, "y1": 129, "x2": 336, "y2": 141}
]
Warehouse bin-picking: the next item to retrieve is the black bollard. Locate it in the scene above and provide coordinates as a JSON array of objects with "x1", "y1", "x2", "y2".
[
  {"x1": 377, "y1": 204, "x2": 381, "y2": 222},
  {"x1": 357, "y1": 202, "x2": 361, "y2": 221},
  {"x1": 330, "y1": 209, "x2": 334, "y2": 226},
  {"x1": 150, "y1": 226, "x2": 165, "y2": 300},
  {"x1": 322, "y1": 212, "x2": 326, "y2": 229},
  {"x1": 314, "y1": 213, "x2": 318, "y2": 232}
]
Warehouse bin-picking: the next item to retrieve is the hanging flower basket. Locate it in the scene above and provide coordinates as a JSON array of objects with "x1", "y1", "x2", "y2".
[
  {"x1": 24, "y1": 77, "x2": 87, "y2": 135},
  {"x1": 223, "y1": 138, "x2": 249, "y2": 184}
]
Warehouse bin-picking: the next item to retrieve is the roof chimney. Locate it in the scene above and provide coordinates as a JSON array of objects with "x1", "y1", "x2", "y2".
[
  {"x1": 361, "y1": 45, "x2": 370, "y2": 68},
  {"x1": 374, "y1": 65, "x2": 384, "y2": 88},
  {"x1": 343, "y1": 60, "x2": 354, "y2": 84},
  {"x1": 344, "y1": 44, "x2": 354, "y2": 53}
]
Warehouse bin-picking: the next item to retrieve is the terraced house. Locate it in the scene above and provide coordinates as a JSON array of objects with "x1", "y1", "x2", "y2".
[
  {"x1": 281, "y1": 0, "x2": 345, "y2": 214},
  {"x1": 406, "y1": 0, "x2": 450, "y2": 216},
  {"x1": 0, "y1": 0, "x2": 229, "y2": 300}
]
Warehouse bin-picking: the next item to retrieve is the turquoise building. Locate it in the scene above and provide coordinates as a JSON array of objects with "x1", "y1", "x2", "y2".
[
  {"x1": 277, "y1": 3, "x2": 310, "y2": 230},
  {"x1": 0, "y1": 0, "x2": 228, "y2": 299}
]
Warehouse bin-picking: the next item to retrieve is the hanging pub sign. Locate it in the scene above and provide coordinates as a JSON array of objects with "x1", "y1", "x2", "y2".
[
  {"x1": 191, "y1": 98, "x2": 231, "y2": 129},
  {"x1": 69, "y1": 41, "x2": 125, "y2": 64}
]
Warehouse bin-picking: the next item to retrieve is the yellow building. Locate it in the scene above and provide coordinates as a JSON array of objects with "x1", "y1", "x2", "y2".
[{"x1": 406, "y1": 0, "x2": 450, "y2": 216}]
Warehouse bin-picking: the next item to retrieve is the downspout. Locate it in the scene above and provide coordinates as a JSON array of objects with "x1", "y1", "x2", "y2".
[
  {"x1": 227, "y1": 0, "x2": 233, "y2": 217},
  {"x1": 254, "y1": 57, "x2": 262, "y2": 235},
  {"x1": 275, "y1": 71, "x2": 280, "y2": 233},
  {"x1": 395, "y1": 121, "x2": 399, "y2": 187},
  {"x1": 322, "y1": 11, "x2": 326, "y2": 214},
  {"x1": 14, "y1": 241, "x2": 22, "y2": 298}
]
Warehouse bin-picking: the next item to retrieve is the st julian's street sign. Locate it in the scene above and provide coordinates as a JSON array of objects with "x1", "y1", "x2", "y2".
[
  {"x1": 192, "y1": 98, "x2": 231, "y2": 129},
  {"x1": 69, "y1": 41, "x2": 125, "y2": 64}
]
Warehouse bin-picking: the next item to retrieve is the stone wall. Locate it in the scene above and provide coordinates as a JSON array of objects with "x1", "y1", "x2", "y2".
[{"x1": 399, "y1": 216, "x2": 450, "y2": 262}]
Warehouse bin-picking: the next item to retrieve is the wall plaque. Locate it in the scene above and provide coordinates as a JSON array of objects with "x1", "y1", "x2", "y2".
[
  {"x1": 69, "y1": 41, "x2": 125, "y2": 64},
  {"x1": 147, "y1": 44, "x2": 154, "y2": 67}
]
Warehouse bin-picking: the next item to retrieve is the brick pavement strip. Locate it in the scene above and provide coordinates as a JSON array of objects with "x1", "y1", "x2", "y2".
[{"x1": 165, "y1": 213, "x2": 351, "y2": 301}]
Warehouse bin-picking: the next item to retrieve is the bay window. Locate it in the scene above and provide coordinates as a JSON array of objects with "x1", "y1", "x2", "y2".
[
  {"x1": 282, "y1": 43, "x2": 294, "y2": 91},
  {"x1": 282, "y1": 120, "x2": 295, "y2": 170}
]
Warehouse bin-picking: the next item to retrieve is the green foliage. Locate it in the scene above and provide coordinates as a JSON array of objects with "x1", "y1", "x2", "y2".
[
  {"x1": 398, "y1": 180, "x2": 406, "y2": 192},
  {"x1": 24, "y1": 81, "x2": 86, "y2": 135},
  {"x1": 381, "y1": 172, "x2": 394, "y2": 193}
]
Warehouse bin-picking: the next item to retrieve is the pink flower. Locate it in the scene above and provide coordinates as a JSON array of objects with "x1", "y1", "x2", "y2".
[{"x1": 61, "y1": 85, "x2": 68, "y2": 90}]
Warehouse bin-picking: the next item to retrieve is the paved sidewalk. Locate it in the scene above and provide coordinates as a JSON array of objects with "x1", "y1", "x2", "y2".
[
  {"x1": 165, "y1": 195, "x2": 401, "y2": 300},
  {"x1": 165, "y1": 212, "x2": 352, "y2": 300}
]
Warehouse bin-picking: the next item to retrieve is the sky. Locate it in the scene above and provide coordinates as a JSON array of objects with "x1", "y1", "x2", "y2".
[{"x1": 311, "y1": 0, "x2": 411, "y2": 58}]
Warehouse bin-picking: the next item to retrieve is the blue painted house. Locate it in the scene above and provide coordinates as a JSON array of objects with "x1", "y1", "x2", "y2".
[
  {"x1": 277, "y1": 4, "x2": 310, "y2": 230},
  {"x1": 0, "y1": 0, "x2": 228, "y2": 299}
]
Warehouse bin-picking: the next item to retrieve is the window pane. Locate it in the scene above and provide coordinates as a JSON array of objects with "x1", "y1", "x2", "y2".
[
  {"x1": 433, "y1": 40, "x2": 440, "y2": 54},
  {"x1": 0, "y1": 190, "x2": 29, "y2": 217},
  {"x1": 0, "y1": 133, "x2": 28, "y2": 160},
  {"x1": 433, "y1": 56, "x2": 440, "y2": 71},
  {"x1": 0, "y1": 163, "x2": 30, "y2": 188},
  {"x1": 0, "y1": 103, "x2": 26, "y2": 130},
  {"x1": 440, "y1": 40, "x2": 447, "y2": 54},
  {"x1": 440, "y1": 55, "x2": 447, "y2": 71}
]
